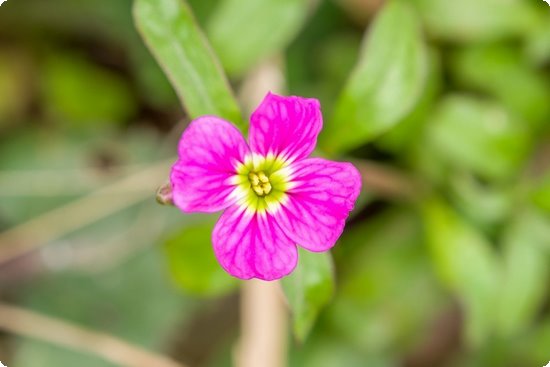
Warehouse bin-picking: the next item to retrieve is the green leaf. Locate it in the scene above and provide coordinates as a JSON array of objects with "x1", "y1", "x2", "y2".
[
  {"x1": 321, "y1": 1, "x2": 428, "y2": 153},
  {"x1": 497, "y1": 208, "x2": 549, "y2": 337},
  {"x1": 410, "y1": 0, "x2": 539, "y2": 42},
  {"x1": 207, "y1": 0, "x2": 312, "y2": 77},
  {"x1": 282, "y1": 249, "x2": 334, "y2": 342},
  {"x1": 423, "y1": 199, "x2": 500, "y2": 346},
  {"x1": 41, "y1": 53, "x2": 136, "y2": 126},
  {"x1": 134, "y1": 0, "x2": 242, "y2": 126},
  {"x1": 525, "y1": 12, "x2": 550, "y2": 66},
  {"x1": 532, "y1": 173, "x2": 550, "y2": 213},
  {"x1": 164, "y1": 220, "x2": 238, "y2": 297},
  {"x1": 426, "y1": 95, "x2": 531, "y2": 181},
  {"x1": 450, "y1": 44, "x2": 550, "y2": 130},
  {"x1": 522, "y1": 319, "x2": 550, "y2": 366},
  {"x1": 376, "y1": 48, "x2": 441, "y2": 153},
  {"x1": 449, "y1": 172, "x2": 514, "y2": 230}
]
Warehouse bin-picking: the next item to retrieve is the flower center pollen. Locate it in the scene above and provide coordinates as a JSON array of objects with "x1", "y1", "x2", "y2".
[{"x1": 248, "y1": 171, "x2": 272, "y2": 197}]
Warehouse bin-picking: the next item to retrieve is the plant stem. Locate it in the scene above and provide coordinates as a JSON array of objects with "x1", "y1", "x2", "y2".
[
  {"x1": 236, "y1": 280, "x2": 288, "y2": 367},
  {"x1": 236, "y1": 58, "x2": 288, "y2": 367},
  {"x1": 0, "y1": 159, "x2": 173, "y2": 265},
  {"x1": 0, "y1": 302, "x2": 185, "y2": 367}
]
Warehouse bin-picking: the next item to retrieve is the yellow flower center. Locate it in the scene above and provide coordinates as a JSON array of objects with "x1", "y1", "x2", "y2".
[
  {"x1": 248, "y1": 171, "x2": 272, "y2": 197},
  {"x1": 233, "y1": 154, "x2": 291, "y2": 214}
]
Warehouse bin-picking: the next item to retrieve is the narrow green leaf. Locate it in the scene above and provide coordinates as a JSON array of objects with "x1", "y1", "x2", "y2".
[
  {"x1": 282, "y1": 249, "x2": 334, "y2": 342},
  {"x1": 133, "y1": 0, "x2": 242, "y2": 125},
  {"x1": 423, "y1": 199, "x2": 500, "y2": 346},
  {"x1": 207, "y1": 0, "x2": 312, "y2": 77},
  {"x1": 322, "y1": 1, "x2": 428, "y2": 153},
  {"x1": 164, "y1": 221, "x2": 238, "y2": 297},
  {"x1": 376, "y1": 49, "x2": 441, "y2": 153},
  {"x1": 497, "y1": 208, "x2": 550, "y2": 337}
]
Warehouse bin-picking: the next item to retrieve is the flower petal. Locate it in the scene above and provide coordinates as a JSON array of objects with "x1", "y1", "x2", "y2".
[
  {"x1": 212, "y1": 204, "x2": 298, "y2": 280},
  {"x1": 249, "y1": 92, "x2": 322, "y2": 163},
  {"x1": 170, "y1": 116, "x2": 250, "y2": 213},
  {"x1": 275, "y1": 158, "x2": 361, "y2": 252}
]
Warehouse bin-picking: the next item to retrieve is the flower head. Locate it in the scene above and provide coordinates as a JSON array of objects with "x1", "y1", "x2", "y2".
[{"x1": 170, "y1": 93, "x2": 361, "y2": 280}]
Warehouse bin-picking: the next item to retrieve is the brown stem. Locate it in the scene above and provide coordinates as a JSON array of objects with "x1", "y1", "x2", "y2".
[
  {"x1": 0, "y1": 159, "x2": 173, "y2": 265},
  {"x1": 0, "y1": 302, "x2": 185, "y2": 367},
  {"x1": 353, "y1": 159, "x2": 421, "y2": 201},
  {"x1": 236, "y1": 280, "x2": 288, "y2": 367},
  {"x1": 236, "y1": 58, "x2": 289, "y2": 367}
]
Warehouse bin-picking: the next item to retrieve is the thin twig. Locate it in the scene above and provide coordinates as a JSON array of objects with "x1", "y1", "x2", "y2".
[
  {"x1": 67, "y1": 201, "x2": 173, "y2": 273},
  {"x1": 353, "y1": 159, "x2": 420, "y2": 201},
  {"x1": 0, "y1": 302, "x2": 185, "y2": 367},
  {"x1": 0, "y1": 159, "x2": 173, "y2": 265},
  {"x1": 0, "y1": 163, "x2": 150, "y2": 196}
]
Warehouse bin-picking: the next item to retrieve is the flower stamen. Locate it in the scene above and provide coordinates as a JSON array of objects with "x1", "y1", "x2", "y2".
[{"x1": 248, "y1": 171, "x2": 272, "y2": 196}]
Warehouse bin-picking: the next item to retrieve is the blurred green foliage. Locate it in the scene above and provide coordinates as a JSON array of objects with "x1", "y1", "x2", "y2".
[
  {"x1": 164, "y1": 219, "x2": 238, "y2": 296},
  {"x1": 41, "y1": 54, "x2": 136, "y2": 126},
  {"x1": 322, "y1": 1, "x2": 428, "y2": 153},
  {"x1": 134, "y1": 0, "x2": 242, "y2": 126},
  {"x1": 282, "y1": 249, "x2": 334, "y2": 342},
  {"x1": 207, "y1": 0, "x2": 312, "y2": 77},
  {"x1": 1, "y1": 0, "x2": 550, "y2": 366}
]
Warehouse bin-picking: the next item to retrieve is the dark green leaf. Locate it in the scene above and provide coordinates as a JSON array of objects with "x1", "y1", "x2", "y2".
[
  {"x1": 134, "y1": 0, "x2": 242, "y2": 125},
  {"x1": 321, "y1": 1, "x2": 428, "y2": 153},
  {"x1": 41, "y1": 53, "x2": 136, "y2": 126},
  {"x1": 282, "y1": 249, "x2": 334, "y2": 342}
]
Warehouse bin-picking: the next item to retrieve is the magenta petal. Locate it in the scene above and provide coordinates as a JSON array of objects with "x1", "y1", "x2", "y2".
[
  {"x1": 249, "y1": 92, "x2": 322, "y2": 163},
  {"x1": 276, "y1": 158, "x2": 361, "y2": 252},
  {"x1": 212, "y1": 204, "x2": 298, "y2": 280},
  {"x1": 170, "y1": 116, "x2": 250, "y2": 213}
]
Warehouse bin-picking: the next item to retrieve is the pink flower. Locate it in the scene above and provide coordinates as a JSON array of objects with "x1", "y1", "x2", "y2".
[{"x1": 170, "y1": 93, "x2": 361, "y2": 280}]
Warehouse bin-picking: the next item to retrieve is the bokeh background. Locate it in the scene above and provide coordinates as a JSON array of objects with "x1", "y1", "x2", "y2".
[{"x1": 1, "y1": 0, "x2": 550, "y2": 366}]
